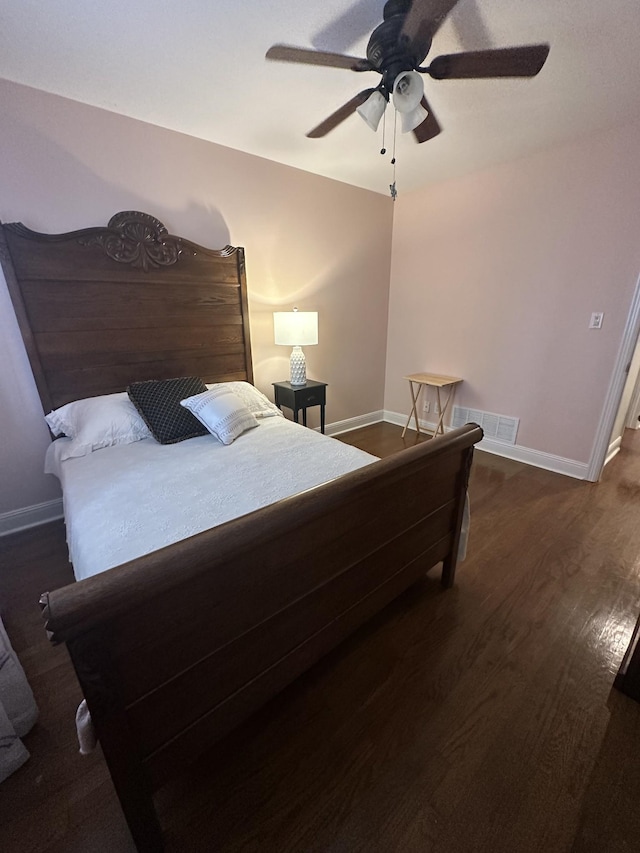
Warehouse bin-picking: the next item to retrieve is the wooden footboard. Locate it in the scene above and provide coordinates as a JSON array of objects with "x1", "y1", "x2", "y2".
[{"x1": 40, "y1": 423, "x2": 481, "y2": 851}]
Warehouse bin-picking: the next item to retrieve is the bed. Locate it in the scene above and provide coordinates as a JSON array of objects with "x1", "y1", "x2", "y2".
[{"x1": 0, "y1": 210, "x2": 482, "y2": 852}]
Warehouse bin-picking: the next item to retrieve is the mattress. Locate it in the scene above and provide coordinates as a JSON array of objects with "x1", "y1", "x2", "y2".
[{"x1": 45, "y1": 417, "x2": 378, "y2": 581}]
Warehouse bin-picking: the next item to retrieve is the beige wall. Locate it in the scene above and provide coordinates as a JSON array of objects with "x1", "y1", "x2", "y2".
[
  {"x1": 0, "y1": 79, "x2": 393, "y2": 516},
  {"x1": 385, "y1": 120, "x2": 640, "y2": 464}
]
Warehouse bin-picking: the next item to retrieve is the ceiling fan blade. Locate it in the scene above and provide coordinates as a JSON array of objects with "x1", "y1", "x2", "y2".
[
  {"x1": 413, "y1": 96, "x2": 442, "y2": 143},
  {"x1": 312, "y1": 0, "x2": 385, "y2": 54},
  {"x1": 266, "y1": 44, "x2": 371, "y2": 72},
  {"x1": 428, "y1": 44, "x2": 550, "y2": 79},
  {"x1": 307, "y1": 89, "x2": 377, "y2": 138},
  {"x1": 400, "y1": 0, "x2": 462, "y2": 60}
]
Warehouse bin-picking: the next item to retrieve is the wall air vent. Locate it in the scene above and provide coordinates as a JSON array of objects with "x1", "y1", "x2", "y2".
[{"x1": 452, "y1": 406, "x2": 519, "y2": 446}]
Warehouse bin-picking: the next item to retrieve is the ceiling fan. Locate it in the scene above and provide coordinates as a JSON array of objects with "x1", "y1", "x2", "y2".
[{"x1": 266, "y1": 0, "x2": 549, "y2": 143}]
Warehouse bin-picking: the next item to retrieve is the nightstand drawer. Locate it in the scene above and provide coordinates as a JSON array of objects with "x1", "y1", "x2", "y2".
[{"x1": 295, "y1": 386, "x2": 325, "y2": 408}]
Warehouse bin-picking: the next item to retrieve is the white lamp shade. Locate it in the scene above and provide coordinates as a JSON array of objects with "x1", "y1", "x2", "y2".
[
  {"x1": 400, "y1": 101, "x2": 429, "y2": 133},
  {"x1": 357, "y1": 90, "x2": 387, "y2": 132},
  {"x1": 392, "y1": 71, "x2": 424, "y2": 114},
  {"x1": 273, "y1": 311, "x2": 318, "y2": 346}
]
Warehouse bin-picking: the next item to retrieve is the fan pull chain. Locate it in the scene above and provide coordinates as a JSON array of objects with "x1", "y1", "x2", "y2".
[
  {"x1": 389, "y1": 110, "x2": 398, "y2": 200},
  {"x1": 380, "y1": 107, "x2": 387, "y2": 155}
]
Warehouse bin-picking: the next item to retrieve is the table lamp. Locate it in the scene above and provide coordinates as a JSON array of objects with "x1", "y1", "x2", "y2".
[{"x1": 273, "y1": 308, "x2": 318, "y2": 386}]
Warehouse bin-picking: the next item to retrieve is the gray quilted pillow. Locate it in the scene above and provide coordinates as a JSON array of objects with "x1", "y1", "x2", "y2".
[{"x1": 127, "y1": 376, "x2": 208, "y2": 444}]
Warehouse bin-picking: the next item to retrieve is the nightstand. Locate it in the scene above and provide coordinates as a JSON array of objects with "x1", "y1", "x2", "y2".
[{"x1": 273, "y1": 380, "x2": 327, "y2": 434}]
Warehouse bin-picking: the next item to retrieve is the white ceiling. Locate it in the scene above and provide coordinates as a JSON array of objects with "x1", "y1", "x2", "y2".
[{"x1": 1, "y1": 0, "x2": 640, "y2": 196}]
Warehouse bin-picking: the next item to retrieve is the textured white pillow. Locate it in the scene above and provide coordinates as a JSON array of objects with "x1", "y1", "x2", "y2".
[
  {"x1": 205, "y1": 381, "x2": 283, "y2": 419},
  {"x1": 181, "y1": 387, "x2": 259, "y2": 445},
  {"x1": 45, "y1": 392, "x2": 152, "y2": 460}
]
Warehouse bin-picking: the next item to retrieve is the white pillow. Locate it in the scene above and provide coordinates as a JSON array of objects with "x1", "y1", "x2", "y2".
[
  {"x1": 205, "y1": 381, "x2": 283, "y2": 419},
  {"x1": 45, "y1": 392, "x2": 152, "y2": 460},
  {"x1": 181, "y1": 387, "x2": 259, "y2": 445}
]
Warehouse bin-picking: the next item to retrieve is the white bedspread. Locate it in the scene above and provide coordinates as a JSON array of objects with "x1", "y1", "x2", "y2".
[{"x1": 45, "y1": 418, "x2": 378, "y2": 581}]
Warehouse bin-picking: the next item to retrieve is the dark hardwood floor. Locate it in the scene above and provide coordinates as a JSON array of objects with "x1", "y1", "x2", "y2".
[{"x1": 2, "y1": 423, "x2": 640, "y2": 852}]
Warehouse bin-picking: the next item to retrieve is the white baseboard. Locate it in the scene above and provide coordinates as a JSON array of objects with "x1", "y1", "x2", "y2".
[
  {"x1": 322, "y1": 410, "x2": 385, "y2": 437},
  {"x1": 604, "y1": 435, "x2": 622, "y2": 467},
  {"x1": 383, "y1": 410, "x2": 590, "y2": 480},
  {"x1": 0, "y1": 498, "x2": 63, "y2": 537},
  {"x1": 476, "y1": 437, "x2": 590, "y2": 480},
  {"x1": 384, "y1": 410, "x2": 431, "y2": 432}
]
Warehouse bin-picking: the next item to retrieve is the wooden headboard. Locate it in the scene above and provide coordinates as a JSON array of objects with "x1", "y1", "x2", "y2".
[{"x1": 0, "y1": 211, "x2": 253, "y2": 411}]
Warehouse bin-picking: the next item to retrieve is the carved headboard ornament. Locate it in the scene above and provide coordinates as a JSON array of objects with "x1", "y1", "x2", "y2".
[{"x1": 77, "y1": 210, "x2": 183, "y2": 271}]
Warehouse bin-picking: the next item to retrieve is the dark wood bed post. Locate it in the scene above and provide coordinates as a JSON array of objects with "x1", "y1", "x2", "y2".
[
  {"x1": 41, "y1": 595, "x2": 165, "y2": 851},
  {"x1": 0, "y1": 226, "x2": 54, "y2": 412},
  {"x1": 441, "y1": 444, "x2": 475, "y2": 588},
  {"x1": 236, "y1": 246, "x2": 254, "y2": 386},
  {"x1": 71, "y1": 635, "x2": 164, "y2": 852}
]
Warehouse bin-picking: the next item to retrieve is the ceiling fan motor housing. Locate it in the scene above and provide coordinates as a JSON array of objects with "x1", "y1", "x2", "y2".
[
  {"x1": 368, "y1": 0, "x2": 431, "y2": 92},
  {"x1": 382, "y1": 0, "x2": 413, "y2": 21}
]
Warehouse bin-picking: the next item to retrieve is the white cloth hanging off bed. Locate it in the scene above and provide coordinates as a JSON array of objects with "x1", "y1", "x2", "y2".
[{"x1": 0, "y1": 616, "x2": 38, "y2": 782}]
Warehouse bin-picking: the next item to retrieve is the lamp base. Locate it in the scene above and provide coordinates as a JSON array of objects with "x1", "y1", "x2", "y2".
[{"x1": 289, "y1": 346, "x2": 307, "y2": 385}]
